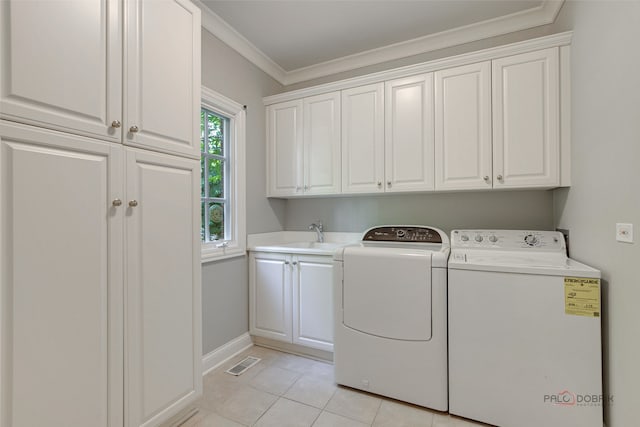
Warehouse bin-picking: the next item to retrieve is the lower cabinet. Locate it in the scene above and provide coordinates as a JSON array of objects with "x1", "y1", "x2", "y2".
[
  {"x1": 0, "y1": 121, "x2": 201, "y2": 427},
  {"x1": 249, "y1": 252, "x2": 334, "y2": 352}
]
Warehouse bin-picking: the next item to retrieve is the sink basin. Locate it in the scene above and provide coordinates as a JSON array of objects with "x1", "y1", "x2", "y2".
[
  {"x1": 279, "y1": 241, "x2": 344, "y2": 250},
  {"x1": 251, "y1": 241, "x2": 350, "y2": 255}
]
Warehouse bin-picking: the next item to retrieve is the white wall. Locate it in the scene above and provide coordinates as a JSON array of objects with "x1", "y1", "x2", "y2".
[
  {"x1": 200, "y1": 30, "x2": 284, "y2": 354},
  {"x1": 552, "y1": 2, "x2": 640, "y2": 426}
]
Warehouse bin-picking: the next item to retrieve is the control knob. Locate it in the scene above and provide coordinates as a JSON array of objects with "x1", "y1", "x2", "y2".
[
  {"x1": 475, "y1": 235, "x2": 483, "y2": 242},
  {"x1": 524, "y1": 234, "x2": 539, "y2": 246},
  {"x1": 489, "y1": 235, "x2": 498, "y2": 243},
  {"x1": 460, "y1": 235, "x2": 469, "y2": 242}
]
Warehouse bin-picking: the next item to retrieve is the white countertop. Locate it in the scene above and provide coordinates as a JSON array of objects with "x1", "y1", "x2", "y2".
[{"x1": 247, "y1": 231, "x2": 361, "y2": 255}]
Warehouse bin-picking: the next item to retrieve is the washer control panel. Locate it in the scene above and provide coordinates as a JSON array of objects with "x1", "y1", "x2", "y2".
[
  {"x1": 451, "y1": 230, "x2": 565, "y2": 251},
  {"x1": 363, "y1": 226, "x2": 442, "y2": 243}
]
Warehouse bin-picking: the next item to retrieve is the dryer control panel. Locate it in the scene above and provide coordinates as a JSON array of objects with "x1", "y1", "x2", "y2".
[
  {"x1": 363, "y1": 226, "x2": 442, "y2": 243},
  {"x1": 451, "y1": 230, "x2": 566, "y2": 251}
]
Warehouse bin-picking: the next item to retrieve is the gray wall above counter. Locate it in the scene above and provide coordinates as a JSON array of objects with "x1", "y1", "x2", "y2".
[{"x1": 283, "y1": 190, "x2": 554, "y2": 234}]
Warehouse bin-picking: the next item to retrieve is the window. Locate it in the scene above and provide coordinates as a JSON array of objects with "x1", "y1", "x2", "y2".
[
  {"x1": 201, "y1": 109, "x2": 228, "y2": 242},
  {"x1": 200, "y1": 86, "x2": 246, "y2": 262}
]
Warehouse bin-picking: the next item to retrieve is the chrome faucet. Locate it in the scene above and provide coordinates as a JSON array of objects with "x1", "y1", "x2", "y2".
[{"x1": 308, "y1": 221, "x2": 324, "y2": 243}]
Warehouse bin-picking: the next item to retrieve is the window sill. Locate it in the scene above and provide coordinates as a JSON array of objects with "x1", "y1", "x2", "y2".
[{"x1": 201, "y1": 245, "x2": 246, "y2": 264}]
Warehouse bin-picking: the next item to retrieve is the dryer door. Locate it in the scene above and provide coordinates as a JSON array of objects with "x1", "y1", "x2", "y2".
[{"x1": 342, "y1": 247, "x2": 432, "y2": 341}]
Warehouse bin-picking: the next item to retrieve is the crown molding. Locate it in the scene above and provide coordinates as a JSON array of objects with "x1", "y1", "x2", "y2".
[
  {"x1": 263, "y1": 31, "x2": 572, "y2": 105},
  {"x1": 193, "y1": 0, "x2": 287, "y2": 84},
  {"x1": 196, "y1": 0, "x2": 564, "y2": 86}
]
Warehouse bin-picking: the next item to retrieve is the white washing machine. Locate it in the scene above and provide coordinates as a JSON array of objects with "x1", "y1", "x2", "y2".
[
  {"x1": 333, "y1": 225, "x2": 449, "y2": 410},
  {"x1": 448, "y1": 230, "x2": 603, "y2": 427}
]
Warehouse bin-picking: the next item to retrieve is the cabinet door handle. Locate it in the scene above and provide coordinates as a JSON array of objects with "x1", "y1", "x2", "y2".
[
  {"x1": 111, "y1": 120, "x2": 121, "y2": 128},
  {"x1": 129, "y1": 125, "x2": 139, "y2": 133},
  {"x1": 387, "y1": 181, "x2": 392, "y2": 187},
  {"x1": 496, "y1": 174, "x2": 503, "y2": 182},
  {"x1": 377, "y1": 181, "x2": 382, "y2": 187},
  {"x1": 284, "y1": 261, "x2": 290, "y2": 265},
  {"x1": 292, "y1": 261, "x2": 298, "y2": 266},
  {"x1": 483, "y1": 176, "x2": 490, "y2": 182},
  {"x1": 112, "y1": 198, "x2": 122, "y2": 207},
  {"x1": 128, "y1": 200, "x2": 138, "y2": 207}
]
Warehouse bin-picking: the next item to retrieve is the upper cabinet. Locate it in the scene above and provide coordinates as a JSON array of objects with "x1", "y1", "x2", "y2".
[
  {"x1": 303, "y1": 92, "x2": 341, "y2": 195},
  {"x1": 341, "y1": 77, "x2": 434, "y2": 195},
  {"x1": 267, "y1": 92, "x2": 341, "y2": 197},
  {"x1": 492, "y1": 48, "x2": 559, "y2": 188},
  {"x1": 124, "y1": 0, "x2": 201, "y2": 158},
  {"x1": 435, "y1": 62, "x2": 492, "y2": 190},
  {"x1": 341, "y1": 83, "x2": 385, "y2": 194},
  {"x1": 0, "y1": 0, "x2": 122, "y2": 142},
  {"x1": 264, "y1": 33, "x2": 571, "y2": 197},
  {"x1": 267, "y1": 99, "x2": 303, "y2": 197},
  {"x1": 385, "y1": 74, "x2": 435, "y2": 192},
  {"x1": 0, "y1": 0, "x2": 201, "y2": 159}
]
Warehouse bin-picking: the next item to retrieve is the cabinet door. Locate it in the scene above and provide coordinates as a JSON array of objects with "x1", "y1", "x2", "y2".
[
  {"x1": 385, "y1": 74, "x2": 435, "y2": 192},
  {"x1": 303, "y1": 92, "x2": 341, "y2": 195},
  {"x1": 125, "y1": 0, "x2": 201, "y2": 159},
  {"x1": 249, "y1": 252, "x2": 293, "y2": 342},
  {"x1": 267, "y1": 100, "x2": 304, "y2": 197},
  {"x1": 435, "y1": 62, "x2": 492, "y2": 190},
  {"x1": 292, "y1": 256, "x2": 334, "y2": 352},
  {"x1": 341, "y1": 83, "x2": 385, "y2": 194},
  {"x1": 125, "y1": 149, "x2": 201, "y2": 427},
  {"x1": 492, "y1": 48, "x2": 559, "y2": 188},
  {"x1": 0, "y1": 0, "x2": 122, "y2": 142},
  {"x1": 0, "y1": 122, "x2": 123, "y2": 427}
]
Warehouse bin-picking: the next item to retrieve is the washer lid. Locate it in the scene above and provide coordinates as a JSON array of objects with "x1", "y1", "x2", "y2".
[{"x1": 449, "y1": 250, "x2": 600, "y2": 277}]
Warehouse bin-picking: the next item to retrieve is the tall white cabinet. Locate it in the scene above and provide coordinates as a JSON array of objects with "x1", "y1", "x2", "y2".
[
  {"x1": 0, "y1": 123, "x2": 124, "y2": 427},
  {"x1": 0, "y1": 1, "x2": 202, "y2": 426}
]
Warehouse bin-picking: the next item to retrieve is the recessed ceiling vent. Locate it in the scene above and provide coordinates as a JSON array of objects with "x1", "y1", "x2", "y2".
[{"x1": 225, "y1": 356, "x2": 261, "y2": 376}]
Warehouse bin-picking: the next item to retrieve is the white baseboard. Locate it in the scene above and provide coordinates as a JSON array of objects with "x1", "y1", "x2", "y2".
[{"x1": 202, "y1": 332, "x2": 253, "y2": 376}]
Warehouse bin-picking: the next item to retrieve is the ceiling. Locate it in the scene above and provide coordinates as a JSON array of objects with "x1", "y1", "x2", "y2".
[{"x1": 197, "y1": 0, "x2": 564, "y2": 85}]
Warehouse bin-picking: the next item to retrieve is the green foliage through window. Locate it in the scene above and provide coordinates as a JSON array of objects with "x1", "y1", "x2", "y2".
[{"x1": 201, "y1": 108, "x2": 229, "y2": 242}]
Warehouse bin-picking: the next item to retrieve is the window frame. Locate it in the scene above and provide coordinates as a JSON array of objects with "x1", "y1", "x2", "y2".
[{"x1": 200, "y1": 86, "x2": 246, "y2": 263}]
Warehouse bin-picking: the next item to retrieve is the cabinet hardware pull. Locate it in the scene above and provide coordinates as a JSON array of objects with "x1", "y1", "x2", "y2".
[
  {"x1": 128, "y1": 200, "x2": 138, "y2": 207},
  {"x1": 497, "y1": 175, "x2": 503, "y2": 181},
  {"x1": 284, "y1": 261, "x2": 290, "y2": 265},
  {"x1": 112, "y1": 199, "x2": 122, "y2": 207},
  {"x1": 129, "y1": 125, "x2": 139, "y2": 133},
  {"x1": 483, "y1": 176, "x2": 490, "y2": 182},
  {"x1": 292, "y1": 261, "x2": 298, "y2": 265},
  {"x1": 111, "y1": 120, "x2": 121, "y2": 128},
  {"x1": 377, "y1": 181, "x2": 382, "y2": 187},
  {"x1": 387, "y1": 181, "x2": 392, "y2": 187}
]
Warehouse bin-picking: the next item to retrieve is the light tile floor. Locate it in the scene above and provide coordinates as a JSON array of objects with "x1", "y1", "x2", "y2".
[{"x1": 180, "y1": 345, "x2": 489, "y2": 427}]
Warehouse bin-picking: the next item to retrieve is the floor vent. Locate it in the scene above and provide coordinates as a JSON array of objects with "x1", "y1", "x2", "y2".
[{"x1": 225, "y1": 356, "x2": 261, "y2": 376}]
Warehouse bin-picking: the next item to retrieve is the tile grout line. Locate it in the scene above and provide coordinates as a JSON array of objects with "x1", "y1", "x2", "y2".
[{"x1": 369, "y1": 398, "x2": 383, "y2": 426}]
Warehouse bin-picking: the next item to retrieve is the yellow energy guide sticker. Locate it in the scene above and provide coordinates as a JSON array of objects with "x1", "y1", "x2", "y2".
[{"x1": 564, "y1": 277, "x2": 601, "y2": 317}]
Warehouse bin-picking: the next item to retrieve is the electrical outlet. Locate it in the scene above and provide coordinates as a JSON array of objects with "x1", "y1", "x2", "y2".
[{"x1": 616, "y1": 223, "x2": 633, "y2": 243}]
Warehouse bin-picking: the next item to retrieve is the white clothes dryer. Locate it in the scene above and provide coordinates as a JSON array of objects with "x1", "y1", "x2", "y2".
[
  {"x1": 448, "y1": 230, "x2": 603, "y2": 427},
  {"x1": 333, "y1": 225, "x2": 450, "y2": 410}
]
